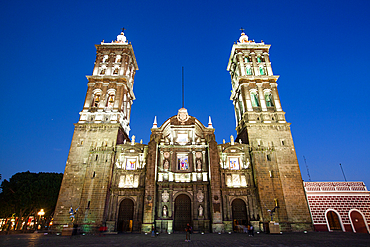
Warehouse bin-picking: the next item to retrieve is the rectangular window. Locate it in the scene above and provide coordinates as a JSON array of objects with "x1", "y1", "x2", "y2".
[
  {"x1": 177, "y1": 154, "x2": 189, "y2": 171},
  {"x1": 228, "y1": 157, "x2": 240, "y2": 170},
  {"x1": 177, "y1": 133, "x2": 188, "y2": 145},
  {"x1": 126, "y1": 157, "x2": 137, "y2": 170}
]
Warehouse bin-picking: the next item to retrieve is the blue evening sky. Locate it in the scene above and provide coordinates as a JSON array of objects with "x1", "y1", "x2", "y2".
[{"x1": 1, "y1": 0, "x2": 369, "y2": 187}]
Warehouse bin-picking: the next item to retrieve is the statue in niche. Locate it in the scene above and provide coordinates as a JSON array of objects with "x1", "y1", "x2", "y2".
[
  {"x1": 163, "y1": 206, "x2": 167, "y2": 217},
  {"x1": 163, "y1": 159, "x2": 169, "y2": 170},
  {"x1": 196, "y1": 159, "x2": 202, "y2": 170},
  {"x1": 198, "y1": 205, "x2": 203, "y2": 217},
  {"x1": 100, "y1": 68, "x2": 106, "y2": 75},
  {"x1": 113, "y1": 68, "x2": 119, "y2": 74}
]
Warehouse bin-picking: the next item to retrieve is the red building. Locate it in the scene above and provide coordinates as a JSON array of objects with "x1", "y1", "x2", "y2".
[{"x1": 304, "y1": 182, "x2": 370, "y2": 233}]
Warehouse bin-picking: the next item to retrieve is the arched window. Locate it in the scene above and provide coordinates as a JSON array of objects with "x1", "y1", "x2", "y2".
[
  {"x1": 115, "y1": 55, "x2": 121, "y2": 63},
  {"x1": 107, "y1": 94, "x2": 115, "y2": 107},
  {"x1": 93, "y1": 94, "x2": 100, "y2": 107},
  {"x1": 250, "y1": 91, "x2": 259, "y2": 107},
  {"x1": 102, "y1": 55, "x2": 109, "y2": 63},
  {"x1": 259, "y1": 66, "x2": 265, "y2": 75},
  {"x1": 244, "y1": 57, "x2": 249, "y2": 63},
  {"x1": 245, "y1": 65, "x2": 252, "y2": 75},
  {"x1": 264, "y1": 92, "x2": 274, "y2": 107},
  {"x1": 100, "y1": 68, "x2": 106, "y2": 75},
  {"x1": 326, "y1": 210, "x2": 343, "y2": 231},
  {"x1": 257, "y1": 56, "x2": 262, "y2": 63}
]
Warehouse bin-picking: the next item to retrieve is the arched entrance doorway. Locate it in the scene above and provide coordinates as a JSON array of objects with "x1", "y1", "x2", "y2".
[
  {"x1": 174, "y1": 194, "x2": 191, "y2": 232},
  {"x1": 326, "y1": 210, "x2": 342, "y2": 231},
  {"x1": 117, "y1": 198, "x2": 134, "y2": 232},
  {"x1": 232, "y1": 198, "x2": 247, "y2": 231},
  {"x1": 350, "y1": 210, "x2": 369, "y2": 233}
]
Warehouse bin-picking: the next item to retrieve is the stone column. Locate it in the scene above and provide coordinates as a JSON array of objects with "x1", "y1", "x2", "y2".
[
  {"x1": 114, "y1": 83, "x2": 123, "y2": 111},
  {"x1": 233, "y1": 101, "x2": 239, "y2": 126},
  {"x1": 241, "y1": 84, "x2": 253, "y2": 112},
  {"x1": 208, "y1": 139, "x2": 224, "y2": 232},
  {"x1": 192, "y1": 151, "x2": 196, "y2": 172},
  {"x1": 263, "y1": 52, "x2": 273, "y2": 76},
  {"x1": 270, "y1": 82, "x2": 282, "y2": 111},
  {"x1": 83, "y1": 84, "x2": 94, "y2": 110},
  {"x1": 93, "y1": 53, "x2": 102, "y2": 75},
  {"x1": 237, "y1": 52, "x2": 246, "y2": 76},
  {"x1": 250, "y1": 52, "x2": 258, "y2": 76},
  {"x1": 257, "y1": 83, "x2": 267, "y2": 111},
  {"x1": 160, "y1": 150, "x2": 164, "y2": 170},
  {"x1": 202, "y1": 151, "x2": 206, "y2": 171},
  {"x1": 99, "y1": 82, "x2": 109, "y2": 111}
]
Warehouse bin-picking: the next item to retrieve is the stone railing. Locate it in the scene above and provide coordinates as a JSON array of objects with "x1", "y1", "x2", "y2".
[{"x1": 304, "y1": 181, "x2": 367, "y2": 192}]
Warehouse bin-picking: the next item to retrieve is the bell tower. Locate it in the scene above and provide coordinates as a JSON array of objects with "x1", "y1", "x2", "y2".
[
  {"x1": 53, "y1": 30, "x2": 138, "y2": 232},
  {"x1": 227, "y1": 32, "x2": 312, "y2": 231},
  {"x1": 79, "y1": 30, "x2": 138, "y2": 137}
]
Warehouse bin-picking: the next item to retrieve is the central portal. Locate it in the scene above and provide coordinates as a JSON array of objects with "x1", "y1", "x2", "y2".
[
  {"x1": 117, "y1": 198, "x2": 134, "y2": 232},
  {"x1": 232, "y1": 198, "x2": 247, "y2": 231},
  {"x1": 174, "y1": 194, "x2": 191, "y2": 232}
]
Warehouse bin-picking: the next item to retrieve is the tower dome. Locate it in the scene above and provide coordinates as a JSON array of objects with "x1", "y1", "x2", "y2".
[{"x1": 238, "y1": 32, "x2": 249, "y2": 43}]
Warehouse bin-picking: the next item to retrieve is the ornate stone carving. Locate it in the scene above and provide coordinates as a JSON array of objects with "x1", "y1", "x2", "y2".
[
  {"x1": 197, "y1": 190, "x2": 204, "y2": 202},
  {"x1": 177, "y1": 108, "x2": 189, "y2": 124},
  {"x1": 196, "y1": 152, "x2": 202, "y2": 159},
  {"x1": 162, "y1": 190, "x2": 169, "y2": 202},
  {"x1": 164, "y1": 152, "x2": 170, "y2": 159}
]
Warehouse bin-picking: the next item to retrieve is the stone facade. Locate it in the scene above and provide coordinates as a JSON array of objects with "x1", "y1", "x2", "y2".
[
  {"x1": 304, "y1": 182, "x2": 370, "y2": 233},
  {"x1": 53, "y1": 31, "x2": 312, "y2": 233}
]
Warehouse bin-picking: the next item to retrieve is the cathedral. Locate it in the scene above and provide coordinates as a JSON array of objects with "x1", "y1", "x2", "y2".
[{"x1": 53, "y1": 31, "x2": 312, "y2": 234}]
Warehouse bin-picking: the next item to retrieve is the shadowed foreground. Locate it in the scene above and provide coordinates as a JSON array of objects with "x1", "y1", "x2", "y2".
[{"x1": 0, "y1": 232, "x2": 369, "y2": 247}]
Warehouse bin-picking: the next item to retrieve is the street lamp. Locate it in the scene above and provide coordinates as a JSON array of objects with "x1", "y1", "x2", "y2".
[{"x1": 37, "y1": 209, "x2": 45, "y2": 230}]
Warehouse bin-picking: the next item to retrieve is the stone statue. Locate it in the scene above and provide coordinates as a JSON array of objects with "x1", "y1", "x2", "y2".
[
  {"x1": 163, "y1": 206, "x2": 167, "y2": 217},
  {"x1": 164, "y1": 160, "x2": 169, "y2": 170},
  {"x1": 196, "y1": 159, "x2": 202, "y2": 170},
  {"x1": 199, "y1": 205, "x2": 203, "y2": 217},
  {"x1": 230, "y1": 135, "x2": 234, "y2": 145}
]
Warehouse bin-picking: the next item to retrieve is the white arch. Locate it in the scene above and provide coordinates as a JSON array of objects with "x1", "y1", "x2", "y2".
[
  {"x1": 325, "y1": 209, "x2": 345, "y2": 232},
  {"x1": 348, "y1": 209, "x2": 370, "y2": 234}
]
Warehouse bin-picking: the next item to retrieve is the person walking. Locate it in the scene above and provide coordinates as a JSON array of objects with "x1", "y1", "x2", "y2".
[
  {"x1": 249, "y1": 225, "x2": 254, "y2": 236},
  {"x1": 185, "y1": 223, "x2": 192, "y2": 242}
]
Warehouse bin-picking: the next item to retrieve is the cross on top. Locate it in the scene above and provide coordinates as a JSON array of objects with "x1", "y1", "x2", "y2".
[
  {"x1": 240, "y1": 27, "x2": 245, "y2": 33},
  {"x1": 121, "y1": 27, "x2": 126, "y2": 32}
]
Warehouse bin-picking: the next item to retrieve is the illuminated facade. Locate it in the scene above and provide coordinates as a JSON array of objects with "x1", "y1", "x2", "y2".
[{"x1": 53, "y1": 31, "x2": 312, "y2": 233}]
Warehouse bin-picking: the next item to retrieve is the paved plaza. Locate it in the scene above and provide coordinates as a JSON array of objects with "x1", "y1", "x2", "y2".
[{"x1": 0, "y1": 232, "x2": 369, "y2": 247}]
